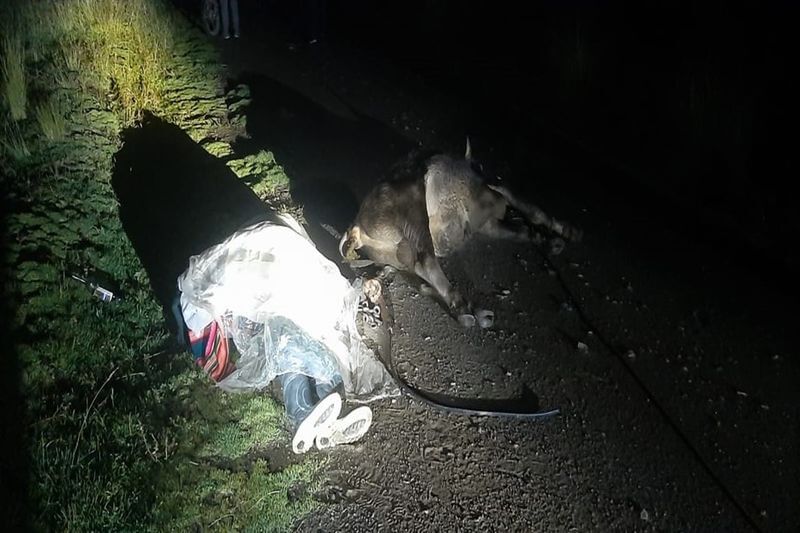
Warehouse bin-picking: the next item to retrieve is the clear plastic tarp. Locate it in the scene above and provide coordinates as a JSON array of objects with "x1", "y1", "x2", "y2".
[{"x1": 177, "y1": 215, "x2": 397, "y2": 400}]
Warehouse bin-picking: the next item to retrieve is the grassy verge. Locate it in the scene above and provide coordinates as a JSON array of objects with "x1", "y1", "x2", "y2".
[{"x1": 1, "y1": 0, "x2": 319, "y2": 530}]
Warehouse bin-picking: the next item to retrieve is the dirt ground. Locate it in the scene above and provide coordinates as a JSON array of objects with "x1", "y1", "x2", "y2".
[{"x1": 209, "y1": 11, "x2": 797, "y2": 533}]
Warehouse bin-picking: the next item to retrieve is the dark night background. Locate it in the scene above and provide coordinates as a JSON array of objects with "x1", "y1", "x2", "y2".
[{"x1": 300, "y1": 0, "x2": 798, "y2": 287}]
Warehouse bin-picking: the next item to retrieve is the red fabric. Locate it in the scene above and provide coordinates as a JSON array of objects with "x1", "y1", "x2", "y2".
[{"x1": 188, "y1": 319, "x2": 235, "y2": 382}]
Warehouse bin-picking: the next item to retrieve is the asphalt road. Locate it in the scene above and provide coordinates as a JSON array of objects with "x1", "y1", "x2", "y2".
[{"x1": 211, "y1": 13, "x2": 798, "y2": 532}]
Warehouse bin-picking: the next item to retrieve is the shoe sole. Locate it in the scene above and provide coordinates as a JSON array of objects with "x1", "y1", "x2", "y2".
[
  {"x1": 316, "y1": 406, "x2": 373, "y2": 449},
  {"x1": 292, "y1": 392, "x2": 342, "y2": 454}
]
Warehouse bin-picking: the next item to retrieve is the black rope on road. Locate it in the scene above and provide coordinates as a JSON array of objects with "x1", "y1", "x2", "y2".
[
  {"x1": 534, "y1": 246, "x2": 763, "y2": 533},
  {"x1": 360, "y1": 280, "x2": 561, "y2": 420}
]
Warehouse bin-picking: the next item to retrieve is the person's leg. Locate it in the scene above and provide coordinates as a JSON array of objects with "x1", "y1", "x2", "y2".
[
  {"x1": 308, "y1": 0, "x2": 327, "y2": 44},
  {"x1": 310, "y1": 372, "x2": 371, "y2": 451},
  {"x1": 313, "y1": 374, "x2": 343, "y2": 404},
  {"x1": 278, "y1": 317, "x2": 340, "y2": 400},
  {"x1": 170, "y1": 290, "x2": 188, "y2": 348},
  {"x1": 273, "y1": 318, "x2": 348, "y2": 452},
  {"x1": 220, "y1": 0, "x2": 231, "y2": 38},
  {"x1": 278, "y1": 372, "x2": 315, "y2": 429},
  {"x1": 230, "y1": 0, "x2": 240, "y2": 37},
  {"x1": 280, "y1": 372, "x2": 342, "y2": 454}
]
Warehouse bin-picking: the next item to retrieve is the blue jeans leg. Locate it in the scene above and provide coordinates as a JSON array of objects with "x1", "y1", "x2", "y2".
[
  {"x1": 230, "y1": 0, "x2": 240, "y2": 36},
  {"x1": 220, "y1": 0, "x2": 230, "y2": 37},
  {"x1": 313, "y1": 375, "x2": 342, "y2": 403},
  {"x1": 278, "y1": 372, "x2": 315, "y2": 428},
  {"x1": 278, "y1": 372, "x2": 344, "y2": 429}
]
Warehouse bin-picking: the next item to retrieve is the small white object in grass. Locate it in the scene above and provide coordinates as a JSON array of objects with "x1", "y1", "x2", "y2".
[{"x1": 577, "y1": 341, "x2": 589, "y2": 353}]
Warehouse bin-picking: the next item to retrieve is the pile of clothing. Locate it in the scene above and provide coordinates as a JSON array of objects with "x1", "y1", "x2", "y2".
[{"x1": 174, "y1": 215, "x2": 397, "y2": 452}]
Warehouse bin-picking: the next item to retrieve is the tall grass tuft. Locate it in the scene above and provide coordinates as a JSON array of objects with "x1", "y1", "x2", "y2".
[
  {"x1": 35, "y1": 96, "x2": 67, "y2": 140},
  {"x1": 61, "y1": 42, "x2": 82, "y2": 73},
  {"x1": 1, "y1": 35, "x2": 28, "y2": 121},
  {"x1": 1, "y1": 122, "x2": 31, "y2": 160},
  {"x1": 51, "y1": 0, "x2": 174, "y2": 123},
  {"x1": 9, "y1": 0, "x2": 174, "y2": 124}
]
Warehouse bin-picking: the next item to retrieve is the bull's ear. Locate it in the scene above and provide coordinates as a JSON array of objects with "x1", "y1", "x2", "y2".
[{"x1": 465, "y1": 136, "x2": 472, "y2": 160}]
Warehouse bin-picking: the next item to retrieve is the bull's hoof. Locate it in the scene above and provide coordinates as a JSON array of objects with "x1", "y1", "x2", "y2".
[
  {"x1": 549, "y1": 237, "x2": 565, "y2": 256},
  {"x1": 458, "y1": 313, "x2": 477, "y2": 328},
  {"x1": 363, "y1": 278, "x2": 382, "y2": 303},
  {"x1": 567, "y1": 226, "x2": 583, "y2": 242},
  {"x1": 475, "y1": 308, "x2": 494, "y2": 329},
  {"x1": 419, "y1": 283, "x2": 435, "y2": 296}
]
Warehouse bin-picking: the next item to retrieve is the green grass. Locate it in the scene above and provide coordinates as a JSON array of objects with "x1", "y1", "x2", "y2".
[
  {"x1": 152, "y1": 381, "x2": 325, "y2": 531},
  {"x1": 229, "y1": 149, "x2": 292, "y2": 199},
  {"x1": 24, "y1": 0, "x2": 173, "y2": 124},
  {"x1": 200, "y1": 395, "x2": 286, "y2": 460},
  {"x1": 155, "y1": 456, "x2": 325, "y2": 532},
  {"x1": 1, "y1": 35, "x2": 27, "y2": 120},
  {"x1": 1, "y1": 121, "x2": 30, "y2": 160},
  {"x1": 35, "y1": 96, "x2": 67, "y2": 140},
  {"x1": 1, "y1": 0, "x2": 314, "y2": 530}
]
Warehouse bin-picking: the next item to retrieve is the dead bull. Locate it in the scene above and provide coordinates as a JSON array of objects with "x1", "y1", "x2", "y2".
[{"x1": 339, "y1": 139, "x2": 582, "y2": 327}]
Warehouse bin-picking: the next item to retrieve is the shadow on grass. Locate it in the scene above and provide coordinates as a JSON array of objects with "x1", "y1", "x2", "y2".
[
  {"x1": 112, "y1": 112, "x2": 281, "y2": 330},
  {"x1": 0, "y1": 182, "x2": 30, "y2": 531}
]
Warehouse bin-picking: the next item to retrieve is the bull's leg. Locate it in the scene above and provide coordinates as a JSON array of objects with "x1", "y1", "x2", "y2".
[
  {"x1": 518, "y1": 200, "x2": 581, "y2": 242},
  {"x1": 413, "y1": 252, "x2": 466, "y2": 314},
  {"x1": 477, "y1": 217, "x2": 539, "y2": 243},
  {"x1": 479, "y1": 210, "x2": 570, "y2": 256},
  {"x1": 487, "y1": 185, "x2": 582, "y2": 242}
]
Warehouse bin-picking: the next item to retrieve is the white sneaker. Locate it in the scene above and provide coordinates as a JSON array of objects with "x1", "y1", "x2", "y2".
[
  {"x1": 292, "y1": 392, "x2": 342, "y2": 455},
  {"x1": 315, "y1": 406, "x2": 373, "y2": 450}
]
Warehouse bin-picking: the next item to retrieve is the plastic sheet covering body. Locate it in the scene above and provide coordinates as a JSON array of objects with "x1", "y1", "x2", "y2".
[{"x1": 178, "y1": 216, "x2": 396, "y2": 400}]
